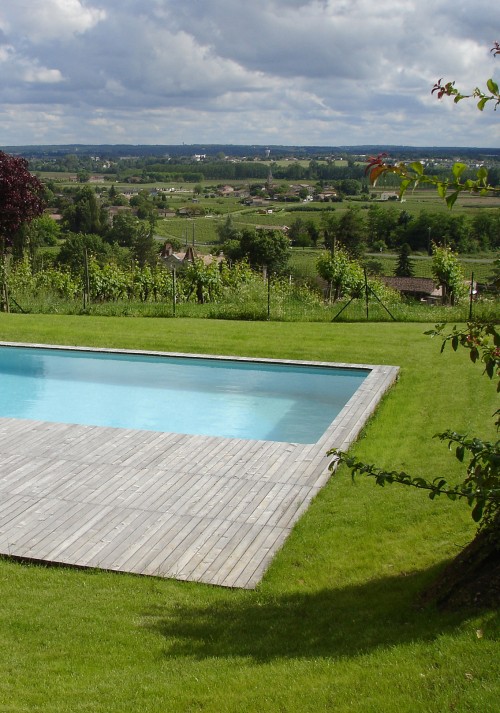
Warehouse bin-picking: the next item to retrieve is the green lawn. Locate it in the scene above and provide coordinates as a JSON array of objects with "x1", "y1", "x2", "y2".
[{"x1": 0, "y1": 316, "x2": 498, "y2": 712}]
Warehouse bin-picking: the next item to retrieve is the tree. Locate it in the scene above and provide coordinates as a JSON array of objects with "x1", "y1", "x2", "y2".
[
  {"x1": 367, "y1": 204, "x2": 399, "y2": 249},
  {"x1": 0, "y1": 151, "x2": 45, "y2": 254},
  {"x1": 12, "y1": 214, "x2": 61, "y2": 266},
  {"x1": 288, "y1": 217, "x2": 312, "y2": 248},
  {"x1": 330, "y1": 322, "x2": 500, "y2": 609},
  {"x1": 316, "y1": 248, "x2": 364, "y2": 302},
  {"x1": 57, "y1": 233, "x2": 114, "y2": 273},
  {"x1": 216, "y1": 214, "x2": 241, "y2": 244},
  {"x1": 394, "y1": 243, "x2": 414, "y2": 277},
  {"x1": 239, "y1": 228, "x2": 291, "y2": 274},
  {"x1": 431, "y1": 245, "x2": 468, "y2": 305},
  {"x1": 336, "y1": 178, "x2": 362, "y2": 196},
  {"x1": 132, "y1": 218, "x2": 157, "y2": 268},
  {"x1": 63, "y1": 186, "x2": 107, "y2": 236},
  {"x1": 106, "y1": 212, "x2": 139, "y2": 247},
  {"x1": 77, "y1": 170, "x2": 90, "y2": 183},
  {"x1": 470, "y1": 211, "x2": 500, "y2": 251},
  {"x1": 182, "y1": 259, "x2": 222, "y2": 304},
  {"x1": 320, "y1": 212, "x2": 339, "y2": 252},
  {"x1": 108, "y1": 184, "x2": 118, "y2": 202},
  {"x1": 305, "y1": 219, "x2": 320, "y2": 247},
  {"x1": 29, "y1": 214, "x2": 61, "y2": 247},
  {"x1": 332, "y1": 42, "x2": 500, "y2": 609},
  {"x1": 336, "y1": 207, "x2": 366, "y2": 259},
  {"x1": 129, "y1": 190, "x2": 156, "y2": 220}
]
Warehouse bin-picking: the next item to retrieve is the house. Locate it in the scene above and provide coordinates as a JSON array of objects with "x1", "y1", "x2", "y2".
[
  {"x1": 379, "y1": 276, "x2": 442, "y2": 301},
  {"x1": 217, "y1": 185, "x2": 235, "y2": 196},
  {"x1": 316, "y1": 191, "x2": 338, "y2": 202},
  {"x1": 244, "y1": 198, "x2": 267, "y2": 206},
  {"x1": 159, "y1": 243, "x2": 224, "y2": 269},
  {"x1": 107, "y1": 206, "x2": 132, "y2": 220}
]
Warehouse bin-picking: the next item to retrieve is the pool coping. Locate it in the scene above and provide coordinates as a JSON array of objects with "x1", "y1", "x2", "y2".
[{"x1": 0, "y1": 342, "x2": 399, "y2": 588}]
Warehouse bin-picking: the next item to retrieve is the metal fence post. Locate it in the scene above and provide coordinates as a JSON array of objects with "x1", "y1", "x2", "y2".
[
  {"x1": 267, "y1": 271, "x2": 271, "y2": 320},
  {"x1": 469, "y1": 271, "x2": 475, "y2": 321},
  {"x1": 172, "y1": 267, "x2": 176, "y2": 317}
]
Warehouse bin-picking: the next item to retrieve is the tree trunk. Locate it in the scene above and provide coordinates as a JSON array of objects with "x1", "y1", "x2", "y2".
[{"x1": 419, "y1": 517, "x2": 500, "y2": 610}]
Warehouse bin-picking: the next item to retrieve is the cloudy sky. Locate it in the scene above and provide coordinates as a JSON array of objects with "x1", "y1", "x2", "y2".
[{"x1": 0, "y1": 0, "x2": 499, "y2": 148}]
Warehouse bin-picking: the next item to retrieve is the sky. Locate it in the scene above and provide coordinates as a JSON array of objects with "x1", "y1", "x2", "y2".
[{"x1": 0, "y1": 0, "x2": 499, "y2": 148}]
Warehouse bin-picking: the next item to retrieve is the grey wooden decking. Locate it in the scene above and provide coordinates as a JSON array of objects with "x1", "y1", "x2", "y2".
[{"x1": 0, "y1": 345, "x2": 398, "y2": 588}]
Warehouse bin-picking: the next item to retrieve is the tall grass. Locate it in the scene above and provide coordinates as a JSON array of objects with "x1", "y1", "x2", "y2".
[{"x1": 9, "y1": 286, "x2": 498, "y2": 322}]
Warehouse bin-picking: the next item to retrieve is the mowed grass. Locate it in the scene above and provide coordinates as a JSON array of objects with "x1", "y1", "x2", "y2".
[{"x1": 0, "y1": 315, "x2": 498, "y2": 713}]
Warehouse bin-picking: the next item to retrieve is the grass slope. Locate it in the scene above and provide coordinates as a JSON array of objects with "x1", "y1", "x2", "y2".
[{"x1": 0, "y1": 315, "x2": 498, "y2": 713}]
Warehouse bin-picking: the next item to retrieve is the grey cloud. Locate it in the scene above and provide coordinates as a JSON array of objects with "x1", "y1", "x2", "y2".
[{"x1": 0, "y1": 0, "x2": 498, "y2": 146}]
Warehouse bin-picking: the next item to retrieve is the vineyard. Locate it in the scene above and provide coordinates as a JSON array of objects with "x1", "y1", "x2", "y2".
[{"x1": 4, "y1": 252, "x2": 497, "y2": 323}]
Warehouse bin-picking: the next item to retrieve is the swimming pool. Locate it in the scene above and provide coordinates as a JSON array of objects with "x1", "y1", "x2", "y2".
[
  {"x1": 0, "y1": 342, "x2": 399, "y2": 586},
  {"x1": 0, "y1": 344, "x2": 370, "y2": 444}
]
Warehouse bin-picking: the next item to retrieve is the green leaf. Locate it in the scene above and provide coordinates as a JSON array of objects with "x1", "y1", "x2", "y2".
[
  {"x1": 456, "y1": 445, "x2": 465, "y2": 462},
  {"x1": 400, "y1": 178, "x2": 412, "y2": 195},
  {"x1": 477, "y1": 166, "x2": 488, "y2": 182},
  {"x1": 446, "y1": 191, "x2": 460, "y2": 209},
  {"x1": 487, "y1": 78, "x2": 499, "y2": 95},
  {"x1": 437, "y1": 182, "x2": 447, "y2": 199},
  {"x1": 471, "y1": 501, "x2": 484, "y2": 522},
  {"x1": 477, "y1": 97, "x2": 490, "y2": 111},
  {"x1": 434, "y1": 478, "x2": 447, "y2": 490},
  {"x1": 452, "y1": 163, "x2": 467, "y2": 179},
  {"x1": 452, "y1": 335, "x2": 459, "y2": 351},
  {"x1": 409, "y1": 161, "x2": 424, "y2": 176}
]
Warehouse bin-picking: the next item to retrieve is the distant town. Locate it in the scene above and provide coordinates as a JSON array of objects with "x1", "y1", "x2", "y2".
[{"x1": 2, "y1": 143, "x2": 498, "y2": 197}]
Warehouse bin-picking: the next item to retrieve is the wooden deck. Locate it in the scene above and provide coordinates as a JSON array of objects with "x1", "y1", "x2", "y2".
[{"x1": 0, "y1": 346, "x2": 398, "y2": 588}]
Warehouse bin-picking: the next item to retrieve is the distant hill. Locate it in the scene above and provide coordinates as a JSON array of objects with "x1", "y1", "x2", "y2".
[{"x1": 2, "y1": 144, "x2": 500, "y2": 161}]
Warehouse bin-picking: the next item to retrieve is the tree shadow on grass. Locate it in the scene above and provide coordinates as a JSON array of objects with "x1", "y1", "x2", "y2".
[{"x1": 142, "y1": 563, "x2": 498, "y2": 662}]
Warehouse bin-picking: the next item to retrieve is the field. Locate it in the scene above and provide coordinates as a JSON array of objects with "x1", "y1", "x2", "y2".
[{"x1": 0, "y1": 315, "x2": 498, "y2": 712}]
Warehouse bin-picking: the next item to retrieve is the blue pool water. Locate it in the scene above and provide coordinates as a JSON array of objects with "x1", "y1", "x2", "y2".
[{"x1": 0, "y1": 346, "x2": 368, "y2": 443}]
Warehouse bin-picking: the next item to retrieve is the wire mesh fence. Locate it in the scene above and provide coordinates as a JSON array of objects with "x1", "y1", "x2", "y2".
[{"x1": 3, "y1": 253, "x2": 498, "y2": 323}]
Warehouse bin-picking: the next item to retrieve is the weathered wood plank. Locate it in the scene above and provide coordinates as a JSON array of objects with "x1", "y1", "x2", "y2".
[{"x1": 0, "y1": 349, "x2": 398, "y2": 588}]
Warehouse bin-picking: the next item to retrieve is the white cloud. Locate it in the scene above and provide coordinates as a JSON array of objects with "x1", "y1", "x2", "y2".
[
  {"x1": 0, "y1": 0, "x2": 106, "y2": 42},
  {"x1": 22, "y1": 66, "x2": 64, "y2": 84},
  {"x1": 0, "y1": 0, "x2": 499, "y2": 146}
]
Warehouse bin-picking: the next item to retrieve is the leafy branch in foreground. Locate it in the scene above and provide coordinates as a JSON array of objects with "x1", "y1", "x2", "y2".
[
  {"x1": 329, "y1": 432, "x2": 499, "y2": 529},
  {"x1": 365, "y1": 42, "x2": 500, "y2": 209},
  {"x1": 427, "y1": 322, "x2": 500, "y2": 393},
  {"x1": 328, "y1": 322, "x2": 500, "y2": 539},
  {"x1": 365, "y1": 154, "x2": 493, "y2": 209},
  {"x1": 432, "y1": 41, "x2": 500, "y2": 111}
]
